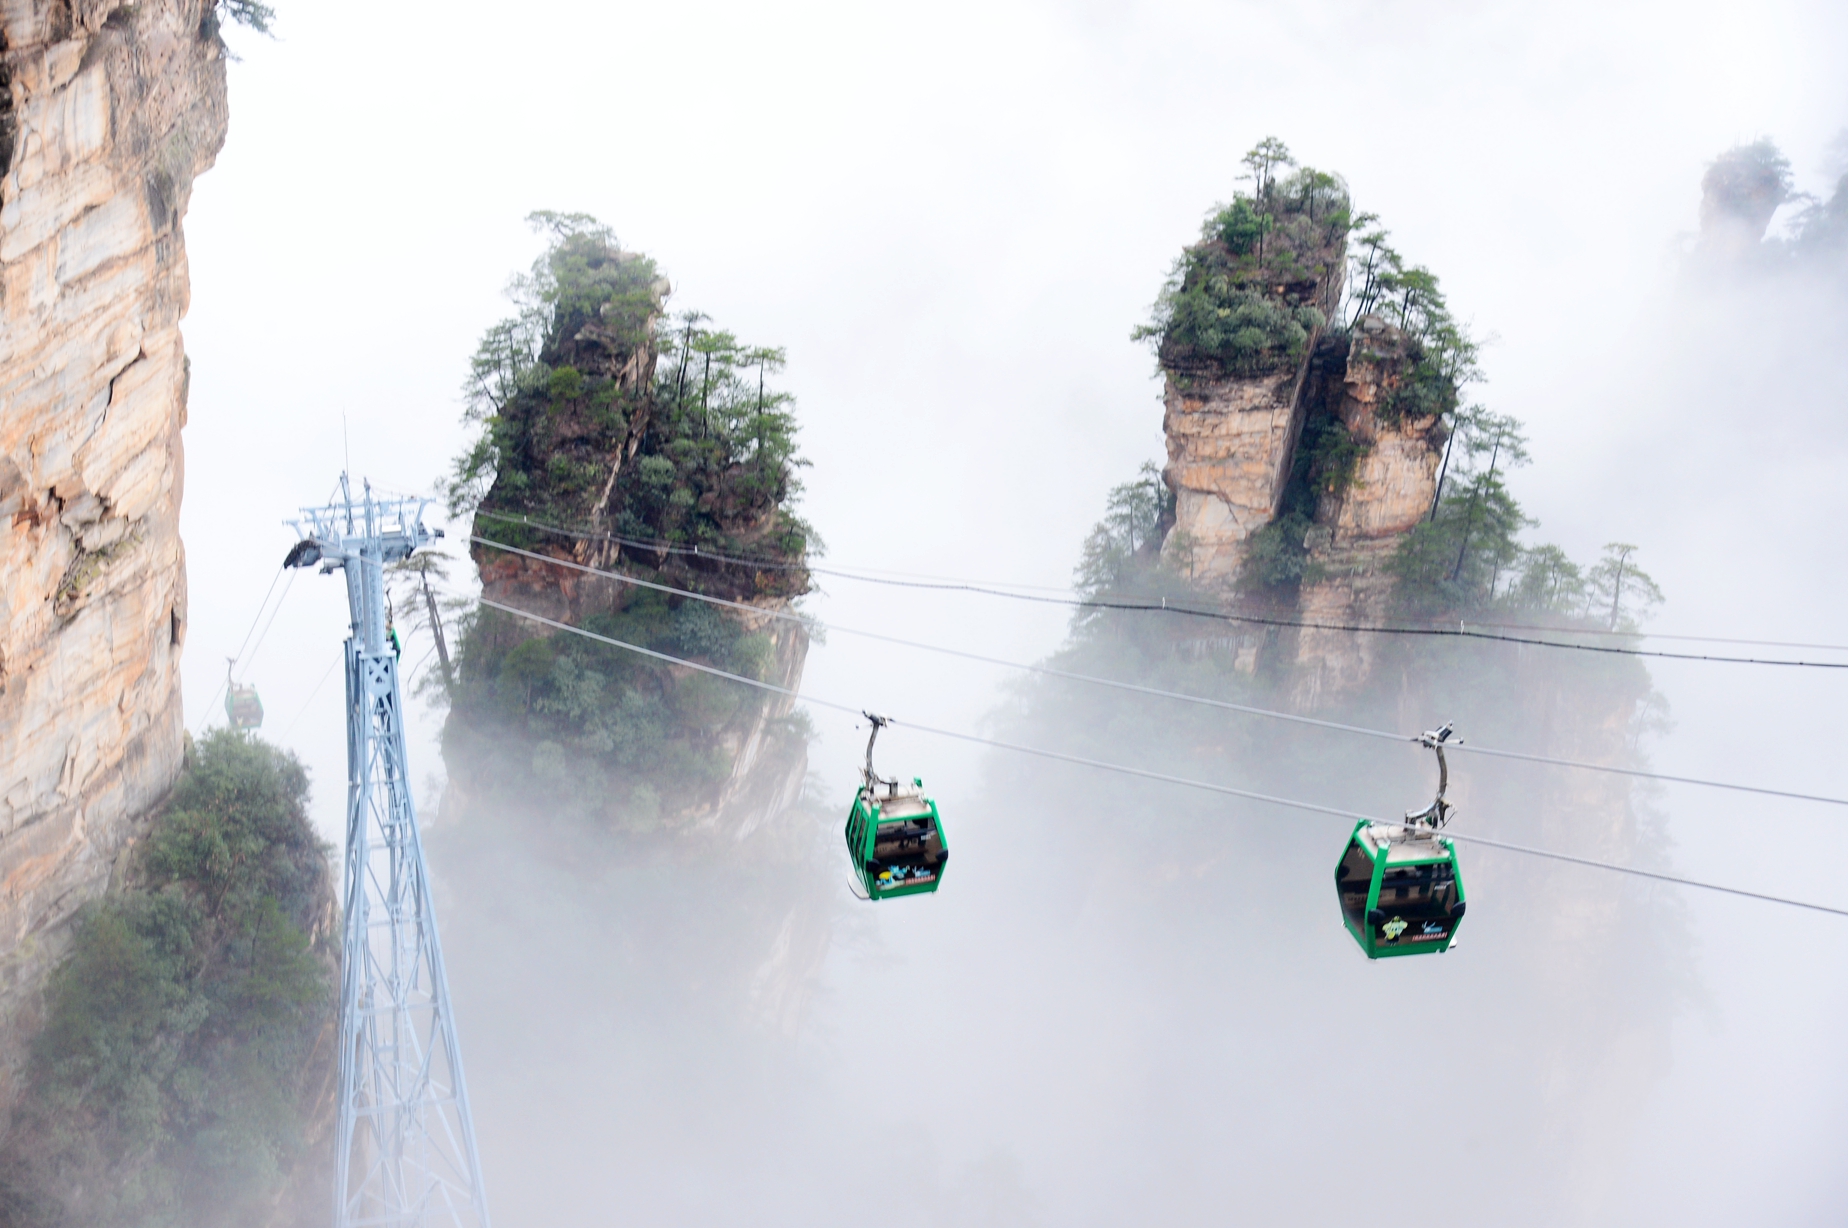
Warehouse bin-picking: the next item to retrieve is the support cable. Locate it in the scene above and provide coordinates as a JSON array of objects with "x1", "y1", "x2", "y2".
[
  {"x1": 472, "y1": 510, "x2": 1848, "y2": 655},
  {"x1": 455, "y1": 587, "x2": 1848, "y2": 920},
  {"x1": 473, "y1": 509, "x2": 1075, "y2": 594},
  {"x1": 240, "y1": 569, "x2": 297, "y2": 678},
  {"x1": 193, "y1": 565, "x2": 285, "y2": 734},
  {"x1": 807, "y1": 577, "x2": 1848, "y2": 668},
  {"x1": 281, "y1": 658, "x2": 340, "y2": 739},
  {"x1": 468, "y1": 536, "x2": 1848, "y2": 808}
]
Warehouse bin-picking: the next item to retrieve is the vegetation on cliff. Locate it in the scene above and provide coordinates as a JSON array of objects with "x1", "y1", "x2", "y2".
[
  {"x1": 444, "y1": 215, "x2": 813, "y2": 828},
  {"x1": 1135, "y1": 139, "x2": 1661, "y2": 629},
  {"x1": 216, "y1": 0, "x2": 278, "y2": 33},
  {"x1": 1074, "y1": 462, "x2": 1198, "y2": 618},
  {"x1": 1136, "y1": 139, "x2": 1348, "y2": 377},
  {"x1": 0, "y1": 733, "x2": 334, "y2": 1228},
  {"x1": 450, "y1": 595, "x2": 800, "y2": 829},
  {"x1": 1054, "y1": 461, "x2": 1668, "y2": 833},
  {"x1": 1343, "y1": 225, "x2": 1482, "y2": 418},
  {"x1": 451, "y1": 212, "x2": 812, "y2": 592},
  {"x1": 1387, "y1": 403, "x2": 1662, "y2": 626},
  {"x1": 1697, "y1": 136, "x2": 1848, "y2": 264},
  {"x1": 1258, "y1": 213, "x2": 1482, "y2": 599}
]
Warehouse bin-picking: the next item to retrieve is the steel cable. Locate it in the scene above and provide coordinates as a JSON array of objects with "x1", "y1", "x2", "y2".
[
  {"x1": 455, "y1": 587, "x2": 1848, "y2": 920},
  {"x1": 467, "y1": 536, "x2": 1848, "y2": 808},
  {"x1": 193, "y1": 565, "x2": 286, "y2": 735},
  {"x1": 471, "y1": 509, "x2": 1848, "y2": 655},
  {"x1": 282, "y1": 659, "x2": 340, "y2": 739}
]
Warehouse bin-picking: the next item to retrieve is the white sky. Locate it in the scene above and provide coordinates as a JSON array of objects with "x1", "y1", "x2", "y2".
[{"x1": 174, "y1": 0, "x2": 1847, "y2": 1219}]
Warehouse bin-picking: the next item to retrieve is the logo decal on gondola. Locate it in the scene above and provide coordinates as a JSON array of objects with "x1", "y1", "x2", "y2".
[
  {"x1": 876, "y1": 866, "x2": 934, "y2": 889},
  {"x1": 1381, "y1": 917, "x2": 1408, "y2": 940}
]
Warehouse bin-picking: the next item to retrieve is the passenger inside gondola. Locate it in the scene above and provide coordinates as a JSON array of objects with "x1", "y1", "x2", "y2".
[
  {"x1": 1373, "y1": 864, "x2": 1461, "y2": 944},
  {"x1": 1335, "y1": 841, "x2": 1374, "y2": 932},
  {"x1": 868, "y1": 813, "x2": 946, "y2": 887},
  {"x1": 1336, "y1": 829, "x2": 1467, "y2": 952}
]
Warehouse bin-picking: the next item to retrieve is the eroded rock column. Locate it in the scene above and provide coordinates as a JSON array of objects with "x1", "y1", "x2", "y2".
[
  {"x1": 0, "y1": 0, "x2": 227, "y2": 1121},
  {"x1": 1293, "y1": 318, "x2": 1446, "y2": 703},
  {"x1": 1161, "y1": 359, "x2": 1314, "y2": 583}
]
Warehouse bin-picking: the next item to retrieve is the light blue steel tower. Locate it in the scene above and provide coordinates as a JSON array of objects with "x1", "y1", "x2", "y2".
[{"x1": 287, "y1": 479, "x2": 490, "y2": 1228}]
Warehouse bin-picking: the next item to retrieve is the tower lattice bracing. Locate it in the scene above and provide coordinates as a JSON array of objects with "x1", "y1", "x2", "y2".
[{"x1": 288, "y1": 481, "x2": 490, "y2": 1228}]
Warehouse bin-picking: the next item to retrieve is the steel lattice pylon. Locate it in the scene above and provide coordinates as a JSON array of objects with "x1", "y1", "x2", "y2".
[{"x1": 288, "y1": 480, "x2": 491, "y2": 1228}]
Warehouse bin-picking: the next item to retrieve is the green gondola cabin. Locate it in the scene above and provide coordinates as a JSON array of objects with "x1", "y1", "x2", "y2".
[
  {"x1": 1335, "y1": 821, "x2": 1465, "y2": 957},
  {"x1": 224, "y1": 659, "x2": 264, "y2": 730},
  {"x1": 845, "y1": 778, "x2": 948, "y2": 900}
]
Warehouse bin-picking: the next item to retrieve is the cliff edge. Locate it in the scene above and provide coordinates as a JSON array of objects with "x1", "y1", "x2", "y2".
[{"x1": 0, "y1": 0, "x2": 226, "y2": 1123}]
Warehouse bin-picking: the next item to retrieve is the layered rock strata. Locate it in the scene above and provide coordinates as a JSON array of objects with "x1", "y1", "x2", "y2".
[
  {"x1": 1292, "y1": 317, "x2": 1446, "y2": 703},
  {"x1": 1162, "y1": 358, "x2": 1316, "y2": 580},
  {"x1": 1160, "y1": 223, "x2": 1345, "y2": 586},
  {"x1": 1159, "y1": 306, "x2": 1445, "y2": 699},
  {"x1": 0, "y1": 0, "x2": 226, "y2": 1121}
]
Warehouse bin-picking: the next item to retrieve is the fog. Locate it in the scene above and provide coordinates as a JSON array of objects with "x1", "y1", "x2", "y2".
[{"x1": 171, "y1": 1, "x2": 1847, "y2": 1223}]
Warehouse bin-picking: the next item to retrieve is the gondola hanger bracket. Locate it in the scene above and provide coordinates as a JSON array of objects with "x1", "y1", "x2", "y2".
[
  {"x1": 860, "y1": 712, "x2": 900, "y2": 791},
  {"x1": 1403, "y1": 721, "x2": 1457, "y2": 833}
]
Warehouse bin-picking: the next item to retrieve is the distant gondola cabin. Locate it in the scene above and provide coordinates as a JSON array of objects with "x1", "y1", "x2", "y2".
[
  {"x1": 225, "y1": 682, "x2": 264, "y2": 730},
  {"x1": 845, "y1": 779, "x2": 947, "y2": 900},
  {"x1": 1335, "y1": 821, "x2": 1465, "y2": 958}
]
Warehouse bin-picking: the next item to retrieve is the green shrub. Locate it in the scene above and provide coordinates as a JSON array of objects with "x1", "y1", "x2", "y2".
[
  {"x1": 1137, "y1": 143, "x2": 1351, "y2": 378},
  {"x1": 447, "y1": 589, "x2": 781, "y2": 824},
  {"x1": 1301, "y1": 414, "x2": 1363, "y2": 497},
  {"x1": 0, "y1": 732, "x2": 333, "y2": 1228},
  {"x1": 1240, "y1": 512, "x2": 1319, "y2": 590},
  {"x1": 1159, "y1": 282, "x2": 1311, "y2": 375},
  {"x1": 445, "y1": 215, "x2": 819, "y2": 828},
  {"x1": 1380, "y1": 346, "x2": 1461, "y2": 424},
  {"x1": 1213, "y1": 198, "x2": 1271, "y2": 255}
]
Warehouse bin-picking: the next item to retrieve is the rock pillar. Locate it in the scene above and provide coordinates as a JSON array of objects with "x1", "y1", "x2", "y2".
[{"x1": 0, "y1": 0, "x2": 227, "y2": 1122}]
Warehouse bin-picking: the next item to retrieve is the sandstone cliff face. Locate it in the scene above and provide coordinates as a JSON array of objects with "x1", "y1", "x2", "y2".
[
  {"x1": 1292, "y1": 316, "x2": 1446, "y2": 703},
  {"x1": 0, "y1": 0, "x2": 225, "y2": 1120},
  {"x1": 1159, "y1": 297, "x2": 1445, "y2": 702},
  {"x1": 1159, "y1": 219, "x2": 1345, "y2": 587},
  {"x1": 1162, "y1": 358, "x2": 1314, "y2": 581}
]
